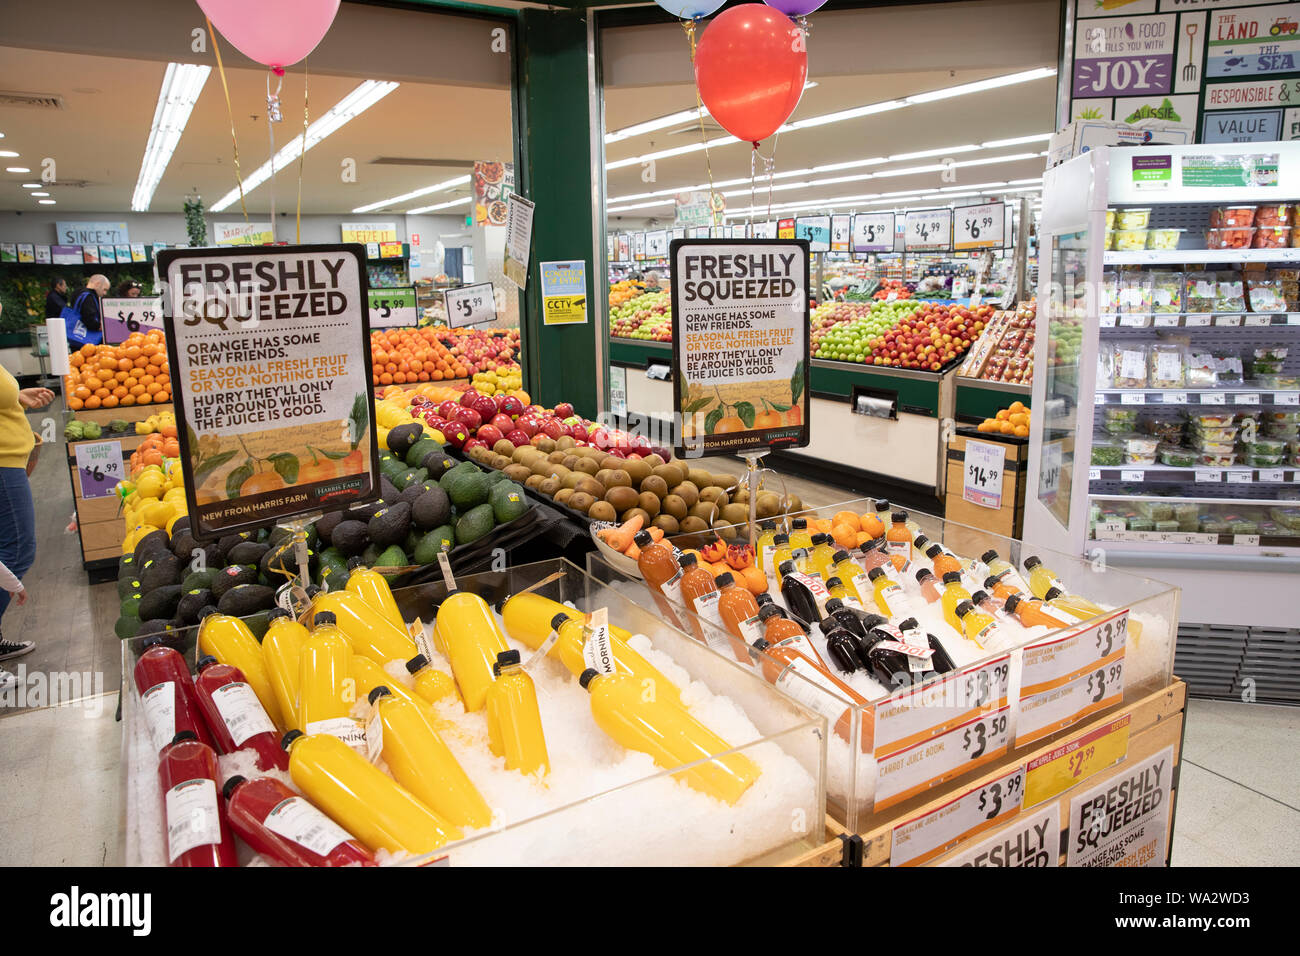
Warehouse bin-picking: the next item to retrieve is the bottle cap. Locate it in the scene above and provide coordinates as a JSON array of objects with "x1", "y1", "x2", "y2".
[
  {"x1": 916, "y1": 568, "x2": 935, "y2": 584},
  {"x1": 196, "y1": 655, "x2": 217, "y2": 669},
  {"x1": 825, "y1": 598, "x2": 844, "y2": 613},
  {"x1": 777, "y1": 560, "x2": 795, "y2": 575},
  {"x1": 942, "y1": 571, "x2": 963, "y2": 585},
  {"x1": 196, "y1": 606, "x2": 219, "y2": 621},
  {"x1": 955, "y1": 600, "x2": 974, "y2": 618},
  {"x1": 714, "y1": 572, "x2": 735, "y2": 588},
  {"x1": 756, "y1": 592, "x2": 774, "y2": 606},
  {"x1": 405, "y1": 654, "x2": 428, "y2": 674},
  {"x1": 633, "y1": 530, "x2": 653, "y2": 548},
  {"x1": 313, "y1": 611, "x2": 337, "y2": 627},
  {"x1": 493, "y1": 649, "x2": 521, "y2": 675},
  {"x1": 980, "y1": 549, "x2": 1000, "y2": 565},
  {"x1": 862, "y1": 614, "x2": 888, "y2": 631},
  {"x1": 758, "y1": 603, "x2": 784, "y2": 621},
  {"x1": 1004, "y1": 593, "x2": 1023, "y2": 614},
  {"x1": 792, "y1": 518, "x2": 807, "y2": 529},
  {"x1": 680, "y1": 552, "x2": 698, "y2": 567},
  {"x1": 171, "y1": 730, "x2": 198, "y2": 745},
  {"x1": 983, "y1": 575, "x2": 1001, "y2": 591},
  {"x1": 1023, "y1": 555, "x2": 1042, "y2": 570},
  {"x1": 899, "y1": 617, "x2": 919, "y2": 630},
  {"x1": 874, "y1": 499, "x2": 890, "y2": 512},
  {"x1": 925, "y1": 544, "x2": 943, "y2": 560},
  {"x1": 832, "y1": 549, "x2": 850, "y2": 563},
  {"x1": 266, "y1": 607, "x2": 291, "y2": 621},
  {"x1": 550, "y1": 612, "x2": 572, "y2": 631},
  {"x1": 774, "y1": 533, "x2": 789, "y2": 545},
  {"x1": 222, "y1": 776, "x2": 247, "y2": 801},
  {"x1": 891, "y1": 511, "x2": 908, "y2": 522},
  {"x1": 368, "y1": 685, "x2": 392, "y2": 705},
  {"x1": 972, "y1": 590, "x2": 990, "y2": 605},
  {"x1": 752, "y1": 637, "x2": 772, "y2": 651},
  {"x1": 816, "y1": 533, "x2": 833, "y2": 546},
  {"x1": 578, "y1": 668, "x2": 600, "y2": 689},
  {"x1": 914, "y1": 534, "x2": 930, "y2": 549},
  {"x1": 1044, "y1": 586, "x2": 1064, "y2": 601},
  {"x1": 760, "y1": 520, "x2": 775, "y2": 530},
  {"x1": 281, "y1": 729, "x2": 304, "y2": 751},
  {"x1": 347, "y1": 557, "x2": 363, "y2": 570},
  {"x1": 868, "y1": 537, "x2": 886, "y2": 551},
  {"x1": 825, "y1": 576, "x2": 842, "y2": 590},
  {"x1": 868, "y1": 566, "x2": 886, "y2": 581}
]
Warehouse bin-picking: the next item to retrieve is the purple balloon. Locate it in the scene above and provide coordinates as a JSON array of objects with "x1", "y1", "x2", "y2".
[{"x1": 763, "y1": 0, "x2": 826, "y2": 16}]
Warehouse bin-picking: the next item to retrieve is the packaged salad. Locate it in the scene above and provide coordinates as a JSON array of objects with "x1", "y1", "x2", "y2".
[
  {"x1": 1117, "y1": 272, "x2": 1153, "y2": 313},
  {"x1": 1091, "y1": 437, "x2": 1125, "y2": 466},
  {"x1": 1246, "y1": 275, "x2": 1287, "y2": 313},
  {"x1": 1149, "y1": 342, "x2": 1187, "y2": 388},
  {"x1": 1096, "y1": 349, "x2": 1114, "y2": 389},
  {"x1": 1184, "y1": 272, "x2": 1217, "y2": 313},
  {"x1": 1121, "y1": 433, "x2": 1159, "y2": 464},
  {"x1": 1157, "y1": 443, "x2": 1196, "y2": 467},
  {"x1": 1199, "y1": 451, "x2": 1237, "y2": 467},
  {"x1": 1140, "y1": 414, "x2": 1185, "y2": 443},
  {"x1": 1113, "y1": 344, "x2": 1149, "y2": 388},
  {"x1": 1137, "y1": 500, "x2": 1174, "y2": 522},
  {"x1": 1214, "y1": 272, "x2": 1246, "y2": 312},
  {"x1": 1149, "y1": 271, "x2": 1182, "y2": 313},
  {"x1": 1270, "y1": 507, "x2": 1300, "y2": 531},
  {"x1": 1100, "y1": 271, "x2": 1118, "y2": 313}
]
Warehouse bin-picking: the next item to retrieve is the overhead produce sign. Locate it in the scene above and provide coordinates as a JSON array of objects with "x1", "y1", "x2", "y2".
[
  {"x1": 101, "y1": 295, "x2": 165, "y2": 344},
  {"x1": 674, "y1": 190, "x2": 724, "y2": 227},
  {"x1": 57, "y1": 221, "x2": 129, "y2": 245},
  {"x1": 443, "y1": 282, "x2": 497, "y2": 328},
  {"x1": 473, "y1": 161, "x2": 513, "y2": 226},
  {"x1": 1072, "y1": 14, "x2": 1177, "y2": 98},
  {"x1": 1205, "y1": 76, "x2": 1300, "y2": 109},
  {"x1": 633, "y1": 232, "x2": 647, "y2": 261},
  {"x1": 74, "y1": 440, "x2": 125, "y2": 499},
  {"x1": 367, "y1": 287, "x2": 418, "y2": 328},
  {"x1": 341, "y1": 222, "x2": 398, "y2": 244},
  {"x1": 830, "y1": 215, "x2": 851, "y2": 252},
  {"x1": 158, "y1": 244, "x2": 380, "y2": 540},
  {"x1": 953, "y1": 201, "x2": 1006, "y2": 251},
  {"x1": 51, "y1": 245, "x2": 82, "y2": 265},
  {"x1": 539, "y1": 260, "x2": 588, "y2": 326},
  {"x1": 904, "y1": 208, "x2": 953, "y2": 251},
  {"x1": 794, "y1": 216, "x2": 831, "y2": 253},
  {"x1": 1208, "y1": 6, "x2": 1300, "y2": 77},
  {"x1": 670, "y1": 239, "x2": 810, "y2": 458},
  {"x1": 645, "y1": 230, "x2": 669, "y2": 258},
  {"x1": 851, "y1": 212, "x2": 894, "y2": 253},
  {"x1": 213, "y1": 222, "x2": 274, "y2": 246},
  {"x1": 1202, "y1": 108, "x2": 1282, "y2": 142}
]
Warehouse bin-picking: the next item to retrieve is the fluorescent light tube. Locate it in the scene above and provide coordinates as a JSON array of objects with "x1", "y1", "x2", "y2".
[
  {"x1": 352, "y1": 173, "x2": 470, "y2": 215},
  {"x1": 406, "y1": 196, "x2": 472, "y2": 215},
  {"x1": 131, "y1": 63, "x2": 211, "y2": 212}
]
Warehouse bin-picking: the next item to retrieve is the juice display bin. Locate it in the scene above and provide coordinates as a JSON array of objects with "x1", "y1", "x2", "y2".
[
  {"x1": 121, "y1": 559, "x2": 828, "y2": 867},
  {"x1": 585, "y1": 496, "x2": 1179, "y2": 835}
]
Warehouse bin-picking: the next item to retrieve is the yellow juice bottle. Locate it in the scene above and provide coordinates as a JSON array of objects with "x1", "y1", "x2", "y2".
[
  {"x1": 830, "y1": 552, "x2": 865, "y2": 602},
  {"x1": 953, "y1": 600, "x2": 1000, "y2": 650},
  {"x1": 261, "y1": 608, "x2": 308, "y2": 732},
  {"x1": 310, "y1": 590, "x2": 418, "y2": 667},
  {"x1": 283, "y1": 730, "x2": 461, "y2": 856},
  {"x1": 403, "y1": 655, "x2": 461, "y2": 705},
  {"x1": 499, "y1": 592, "x2": 636, "y2": 648},
  {"x1": 550, "y1": 613, "x2": 686, "y2": 705},
  {"x1": 367, "y1": 687, "x2": 492, "y2": 829},
  {"x1": 579, "y1": 668, "x2": 761, "y2": 805},
  {"x1": 810, "y1": 534, "x2": 839, "y2": 580},
  {"x1": 197, "y1": 608, "x2": 285, "y2": 732},
  {"x1": 755, "y1": 521, "x2": 778, "y2": 577},
  {"x1": 436, "y1": 591, "x2": 509, "y2": 712},
  {"x1": 345, "y1": 559, "x2": 405, "y2": 632},
  {"x1": 940, "y1": 571, "x2": 973, "y2": 634},
  {"x1": 788, "y1": 518, "x2": 814, "y2": 552},
  {"x1": 770, "y1": 534, "x2": 794, "y2": 587},
  {"x1": 868, "y1": 566, "x2": 906, "y2": 618},
  {"x1": 485, "y1": 651, "x2": 550, "y2": 776},
  {"x1": 298, "y1": 612, "x2": 364, "y2": 750}
]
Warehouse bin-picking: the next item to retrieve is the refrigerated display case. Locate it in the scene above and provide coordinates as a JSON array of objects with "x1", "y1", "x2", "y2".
[{"x1": 1026, "y1": 143, "x2": 1300, "y2": 688}]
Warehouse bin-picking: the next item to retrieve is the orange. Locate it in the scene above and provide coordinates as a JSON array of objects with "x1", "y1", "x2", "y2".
[
  {"x1": 94, "y1": 387, "x2": 110, "y2": 399},
  {"x1": 1009, "y1": 401, "x2": 1026, "y2": 413},
  {"x1": 156, "y1": 390, "x2": 170, "y2": 403},
  {"x1": 833, "y1": 510, "x2": 860, "y2": 532},
  {"x1": 995, "y1": 409, "x2": 1010, "y2": 421},
  {"x1": 160, "y1": 424, "x2": 178, "y2": 438},
  {"x1": 68, "y1": 396, "x2": 84, "y2": 410},
  {"x1": 1013, "y1": 424, "x2": 1029, "y2": 437},
  {"x1": 84, "y1": 395, "x2": 101, "y2": 409},
  {"x1": 136, "y1": 393, "x2": 152, "y2": 405},
  {"x1": 70, "y1": 352, "x2": 84, "y2": 368},
  {"x1": 999, "y1": 421, "x2": 1015, "y2": 435},
  {"x1": 241, "y1": 470, "x2": 286, "y2": 495},
  {"x1": 74, "y1": 386, "x2": 91, "y2": 400},
  {"x1": 84, "y1": 376, "x2": 103, "y2": 390},
  {"x1": 855, "y1": 531, "x2": 872, "y2": 547},
  {"x1": 831, "y1": 523, "x2": 858, "y2": 551},
  {"x1": 120, "y1": 395, "x2": 136, "y2": 407},
  {"x1": 102, "y1": 395, "x2": 119, "y2": 408},
  {"x1": 738, "y1": 564, "x2": 768, "y2": 595},
  {"x1": 1008, "y1": 413, "x2": 1028, "y2": 427}
]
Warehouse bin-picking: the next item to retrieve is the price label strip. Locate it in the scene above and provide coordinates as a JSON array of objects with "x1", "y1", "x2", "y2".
[
  {"x1": 443, "y1": 282, "x2": 497, "y2": 329},
  {"x1": 367, "y1": 287, "x2": 418, "y2": 328},
  {"x1": 74, "y1": 440, "x2": 124, "y2": 498},
  {"x1": 101, "y1": 295, "x2": 164, "y2": 344},
  {"x1": 1016, "y1": 609, "x2": 1128, "y2": 747},
  {"x1": 936, "y1": 802, "x2": 1060, "y2": 867},
  {"x1": 1023, "y1": 713, "x2": 1131, "y2": 809},
  {"x1": 874, "y1": 705, "x2": 1012, "y2": 811},
  {"x1": 953, "y1": 201, "x2": 1004, "y2": 251},
  {"x1": 872, "y1": 655, "x2": 1010, "y2": 759},
  {"x1": 890, "y1": 763, "x2": 1025, "y2": 867}
]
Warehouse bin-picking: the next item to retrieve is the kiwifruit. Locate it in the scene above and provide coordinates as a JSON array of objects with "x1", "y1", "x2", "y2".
[
  {"x1": 489, "y1": 454, "x2": 512, "y2": 471},
  {"x1": 548, "y1": 450, "x2": 568, "y2": 464},
  {"x1": 640, "y1": 474, "x2": 668, "y2": 498},
  {"x1": 574, "y1": 458, "x2": 600, "y2": 476},
  {"x1": 637, "y1": 491, "x2": 661, "y2": 518},
  {"x1": 622, "y1": 458, "x2": 652, "y2": 485},
  {"x1": 561, "y1": 455, "x2": 582, "y2": 472},
  {"x1": 530, "y1": 459, "x2": 557, "y2": 478},
  {"x1": 679, "y1": 515, "x2": 708, "y2": 533},
  {"x1": 512, "y1": 447, "x2": 539, "y2": 465},
  {"x1": 493, "y1": 439, "x2": 516, "y2": 457},
  {"x1": 713, "y1": 520, "x2": 739, "y2": 540},
  {"x1": 691, "y1": 499, "x2": 721, "y2": 522},
  {"x1": 755, "y1": 491, "x2": 781, "y2": 518},
  {"x1": 643, "y1": 453, "x2": 665, "y2": 468},
  {"x1": 568, "y1": 492, "x2": 596, "y2": 514},
  {"x1": 525, "y1": 474, "x2": 546, "y2": 490},
  {"x1": 539, "y1": 477, "x2": 562, "y2": 497},
  {"x1": 662, "y1": 494, "x2": 688, "y2": 520},
  {"x1": 594, "y1": 469, "x2": 616, "y2": 488},
  {"x1": 588, "y1": 500, "x2": 617, "y2": 522},
  {"x1": 575, "y1": 476, "x2": 606, "y2": 499},
  {"x1": 600, "y1": 456, "x2": 626, "y2": 472},
  {"x1": 577, "y1": 447, "x2": 607, "y2": 461},
  {"x1": 503, "y1": 464, "x2": 533, "y2": 484},
  {"x1": 562, "y1": 472, "x2": 587, "y2": 490},
  {"x1": 686, "y1": 468, "x2": 713, "y2": 489},
  {"x1": 621, "y1": 507, "x2": 651, "y2": 528},
  {"x1": 671, "y1": 481, "x2": 699, "y2": 508},
  {"x1": 712, "y1": 472, "x2": 739, "y2": 492},
  {"x1": 468, "y1": 446, "x2": 493, "y2": 463},
  {"x1": 534, "y1": 436, "x2": 556, "y2": 454},
  {"x1": 651, "y1": 514, "x2": 680, "y2": 534},
  {"x1": 731, "y1": 487, "x2": 750, "y2": 505},
  {"x1": 783, "y1": 493, "x2": 804, "y2": 513},
  {"x1": 604, "y1": 486, "x2": 639, "y2": 513},
  {"x1": 698, "y1": 486, "x2": 728, "y2": 507},
  {"x1": 721, "y1": 503, "x2": 749, "y2": 526},
  {"x1": 603, "y1": 469, "x2": 632, "y2": 489},
  {"x1": 554, "y1": 488, "x2": 575, "y2": 506},
  {"x1": 555, "y1": 435, "x2": 577, "y2": 450},
  {"x1": 653, "y1": 463, "x2": 685, "y2": 488}
]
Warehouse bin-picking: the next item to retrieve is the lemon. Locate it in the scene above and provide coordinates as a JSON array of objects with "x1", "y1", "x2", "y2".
[
  {"x1": 134, "y1": 473, "x2": 165, "y2": 499},
  {"x1": 139, "y1": 500, "x2": 176, "y2": 529}
]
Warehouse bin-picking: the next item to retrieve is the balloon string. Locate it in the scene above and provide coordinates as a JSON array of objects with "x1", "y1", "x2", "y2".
[
  {"x1": 684, "y1": 18, "x2": 721, "y2": 226},
  {"x1": 296, "y1": 60, "x2": 310, "y2": 244},
  {"x1": 206, "y1": 16, "x2": 249, "y2": 224},
  {"x1": 267, "y1": 71, "x2": 282, "y2": 243}
]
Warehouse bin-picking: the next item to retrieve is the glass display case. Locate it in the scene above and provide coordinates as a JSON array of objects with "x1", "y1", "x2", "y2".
[{"x1": 121, "y1": 560, "x2": 827, "y2": 867}]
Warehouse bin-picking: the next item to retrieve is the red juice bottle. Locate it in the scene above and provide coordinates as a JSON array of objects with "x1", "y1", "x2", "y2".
[
  {"x1": 133, "y1": 643, "x2": 216, "y2": 755},
  {"x1": 222, "y1": 775, "x2": 376, "y2": 868},
  {"x1": 158, "y1": 731, "x2": 237, "y2": 867},
  {"x1": 193, "y1": 656, "x2": 289, "y2": 772}
]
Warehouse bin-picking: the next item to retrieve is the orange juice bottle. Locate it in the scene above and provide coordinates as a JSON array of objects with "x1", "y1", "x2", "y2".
[
  {"x1": 298, "y1": 612, "x2": 364, "y2": 751},
  {"x1": 714, "y1": 572, "x2": 763, "y2": 665},
  {"x1": 310, "y1": 589, "x2": 418, "y2": 667},
  {"x1": 885, "y1": 511, "x2": 912, "y2": 571},
  {"x1": 197, "y1": 607, "x2": 285, "y2": 732},
  {"x1": 634, "y1": 530, "x2": 688, "y2": 629},
  {"x1": 752, "y1": 637, "x2": 871, "y2": 752},
  {"x1": 678, "y1": 553, "x2": 722, "y2": 640},
  {"x1": 759, "y1": 603, "x2": 829, "y2": 668},
  {"x1": 1003, "y1": 592, "x2": 1076, "y2": 629},
  {"x1": 484, "y1": 651, "x2": 549, "y2": 777},
  {"x1": 436, "y1": 591, "x2": 509, "y2": 712},
  {"x1": 261, "y1": 608, "x2": 308, "y2": 733},
  {"x1": 405, "y1": 654, "x2": 461, "y2": 705},
  {"x1": 345, "y1": 558, "x2": 405, "y2": 632}
]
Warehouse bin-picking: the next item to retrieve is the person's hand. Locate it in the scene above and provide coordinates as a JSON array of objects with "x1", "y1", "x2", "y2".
[
  {"x1": 10, "y1": 585, "x2": 26, "y2": 606},
  {"x1": 18, "y1": 387, "x2": 55, "y2": 409}
]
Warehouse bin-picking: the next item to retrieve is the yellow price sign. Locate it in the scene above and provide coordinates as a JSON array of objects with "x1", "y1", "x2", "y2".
[{"x1": 1024, "y1": 713, "x2": 1130, "y2": 808}]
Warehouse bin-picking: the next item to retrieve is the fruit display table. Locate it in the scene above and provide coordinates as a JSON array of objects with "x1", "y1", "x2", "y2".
[{"x1": 954, "y1": 376, "x2": 1032, "y2": 424}]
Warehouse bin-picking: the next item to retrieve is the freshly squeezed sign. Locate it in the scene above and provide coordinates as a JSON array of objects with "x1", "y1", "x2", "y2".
[
  {"x1": 158, "y1": 244, "x2": 380, "y2": 539},
  {"x1": 670, "y1": 240, "x2": 810, "y2": 457}
]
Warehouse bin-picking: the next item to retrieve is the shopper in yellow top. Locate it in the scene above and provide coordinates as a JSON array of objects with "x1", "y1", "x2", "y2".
[{"x1": 0, "y1": 299, "x2": 55, "y2": 687}]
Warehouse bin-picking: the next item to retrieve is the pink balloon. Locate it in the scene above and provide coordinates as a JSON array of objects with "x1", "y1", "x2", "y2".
[{"x1": 196, "y1": 0, "x2": 341, "y2": 70}]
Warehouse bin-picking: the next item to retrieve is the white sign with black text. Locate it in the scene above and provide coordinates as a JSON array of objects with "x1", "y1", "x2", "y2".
[{"x1": 444, "y1": 282, "x2": 497, "y2": 328}]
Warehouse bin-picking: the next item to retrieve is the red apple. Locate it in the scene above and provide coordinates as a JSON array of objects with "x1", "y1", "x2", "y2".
[
  {"x1": 463, "y1": 437, "x2": 488, "y2": 453},
  {"x1": 499, "y1": 395, "x2": 525, "y2": 418},
  {"x1": 605, "y1": 447, "x2": 627, "y2": 458},
  {"x1": 471, "y1": 395, "x2": 498, "y2": 421},
  {"x1": 505, "y1": 429, "x2": 530, "y2": 446},
  {"x1": 459, "y1": 388, "x2": 480, "y2": 408},
  {"x1": 541, "y1": 419, "x2": 566, "y2": 440},
  {"x1": 554, "y1": 402, "x2": 575, "y2": 419},
  {"x1": 476, "y1": 424, "x2": 504, "y2": 446},
  {"x1": 529, "y1": 433, "x2": 549, "y2": 447},
  {"x1": 514, "y1": 417, "x2": 539, "y2": 437},
  {"x1": 437, "y1": 400, "x2": 460, "y2": 420},
  {"x1": 489, "y1": 413, "x2": 514, "y2": 433},
  {"x1": 567, "y1": 422, "x2": 588, "y2": 441},
  {"x1": 442, "y1": 424, "x2": 470, "y2": 448},
  {"x1": 455, "y1": 407, "x2": 482, "y2": 431}
]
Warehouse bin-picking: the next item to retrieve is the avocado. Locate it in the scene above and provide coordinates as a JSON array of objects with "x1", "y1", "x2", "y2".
[
  {"x1": 215, "y1": 532, "x2": 253, "y2": 565},
  {"x1": 169, "y1": 529, "x2": 198, "y2": 561},
  {"x1": 218, "y1": 584, "x2": 277, "y2": 616},
  {"x1": 380, "y1": 475, "x2": 401, "y2": 502},
  {"x1": 420, "y1": 449, "x2": 455, "y2": 478},
  {"x1": 413, "y1": 525, "x2": 456, "y2": 565},
  {"x1": 316, "y1": 547, "x2": 350, "y2": 592},
  {"x1": 361, "y1": 542, "x2": 381, "y2": 566},
  {"x1": 331, "y1": 520, "x2": 370, "y2": 555},
  {"x1": 380, "y1": 457, "x2": 407, "y2": 481},
  {"x1": 344, "y1": 499, "x2": 386, "y2": 522},
  {"x1": 138, "y1": 552, "x2": 181, "y2": 593},
  {"x1": 442, "y1": 468, "x2": 490, "y2": 511},
  {"x1": 395, "y1": 467, "x2": 429, "y2": 491},
  {"x1": 133, "y1": 530, "x2": 170, "y2": 565},
  {"x1": 368, "y1": 502, "x2": 412, "y2": 548},
  {"x1": 175, "y1": 588, "x2": 213, "y2": 626},
  {"x1": 169, "y1": 515, "x2": 191, "y2": 537},
  {"x1": 135, "y1": 619, "x2": 176, "y2": 641},
  {"x1": 403, "y1": 528, "x2": 422, "y2": 555},
  {"x1": 411, "y1": 486, "x2": 452, "y2": 531},
  {"x1": 138, "y1": 585, "x2": 184, "y2": 622},
  {"x1": 114, "y1": 616, "x2": 141, "y2": 640},
  {"x1": 397, "y1": 480, "x2": 438, "y2": 506},
  {"x1": 386, "y1": 422, "x2": 423, "y2": 456},
  {"x1": 117, "y1": 574, "x2": 143, "y2": 600},
  {"x1": 455, "y1": 503, "x2": 496, "y2": 545},
  {"x1": 261, "y1": 542, "x2": 315, "y2": 583},
  {"x1": 244, "y1": 610, "x2": 273, "y2": 640},
  {"x1": 489, "y1": 481, "x2": 529, "y2": 524},
  {"x1": 374, "y1": 545, "x2": 408, "y2": 568},
  {"x1": 406, "y1": 437, "x2": 441, "y2": 468},
  {"x1": 119, "y1": 592, "x2": 141, "y2": 619},
  {"x1": 226, "y1": 541, "x2": 270, "y2": 567},
  {"x1": 211, "y1": 564, "x2": 258, "y2": 599},
  {"x1": 314, "y1": 510, "x2": 345, "y2": 545},
  {"x1": 117, "y1": 553, "x2": 138, "y2": 582},
  {"x1": 181, "y1": 568, "x2": 219, "y2": 593}
]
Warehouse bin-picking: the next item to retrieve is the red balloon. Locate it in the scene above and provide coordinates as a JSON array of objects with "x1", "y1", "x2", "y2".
[{"x1": 695, "y1": 5, "x2": 807, "y2": 145}]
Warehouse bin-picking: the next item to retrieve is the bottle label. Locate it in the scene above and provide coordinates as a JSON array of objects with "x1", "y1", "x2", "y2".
[
  {"x1": 408, "y1": 617, "x2": 435, "y2": 664},
  {"x1": 776, "y1": 656, "x2": 851, "y2": 722},
  {"x1": 876, "y1": 582, "x2": 904, "y2": 615},
  {"x1": 692, "y1": 588, "x2": 726, "y2": 630},
  {"x1": 211, "y1": 681, "x2": 277, "y2": 747},
  {"x1": 265, "y1": 795, "x2": 355, "y2": 857},
  {"x1": 974, "y1": 621, "x2": 1001, "y2": 648},
  {"x1": 887, "y1": 538, "x2": 910, "y2": 555},
  {"x1": 582, "y1": 610, "x2": 618, "y2": 676},
  {"x1": 660, "y1": 569, "x2": 685, "y2": 606},
  {"x1": 1044, "y1": 603, "x2": 1088, "y2": 625},
  {"x1": 164, "y1": 777, "x2": 221, "y2": 863},
  {"x1": 774, "y1": 632, "x2": 825, "y2": 667},
  {"x1": 786, "y1": 570, "x2": 830, "y2": 601},
  {"x1": 841, "y1": 594, "x2": 865, "y2": 612},
  {"x1": 851, "y1": 572, "x2": 874, "y2": 601},
  {"x1": 305, "y1": 717, "x2": 368, "y2": 755},
  {"x1": 760, "y1": 545, "x2": 774, "y2": 577},
  {"x1": 141, "y1": 681, "x2": 177, "y2": 753},
  {"x1": 365, "y1": 707, "x2": 384, "y2": 763},
  {"x1": 739, "y1": 614, "x2": 764, "y2": 648},
  {"x1": 875, "y1": 639, "x2": 934, "y2": 673}
]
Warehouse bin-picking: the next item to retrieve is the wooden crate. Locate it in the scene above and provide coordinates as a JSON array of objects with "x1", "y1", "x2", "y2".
[
  {"x1": 73, "y1": 401, "x2": 174, "y2": 428},
  {"x1": 66, "y1": 432, "x2": 155, "y2": 570},
  {"x1": 944, "y1": 428, "x2": 1028, "y2": 542},
  {"x1": 850, "y1": 680, "x2": 1186, "y2": 867},
  {"x1": 775, "y1": 818, "x2": 852, "y2": 867}
]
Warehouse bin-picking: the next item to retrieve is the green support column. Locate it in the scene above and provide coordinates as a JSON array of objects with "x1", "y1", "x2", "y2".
[{"x1": 518, "y1": 8, "x2": 607, "y2": 418}]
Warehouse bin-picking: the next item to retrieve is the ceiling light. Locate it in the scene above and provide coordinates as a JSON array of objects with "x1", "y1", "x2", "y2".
[
  {"x1": 605, "y1": 82, "x2": 817, "y2": 145},
  {"x1": 31, "y1": 192, "x2": 48, "y2": 197},
  {"x1": 351, "y1": 172, "x2": 469, "y2": 215},
  {"x1": 407, "y1": 196, "x2": 472, "y2": 215},
  {"x1": 787, "y1": 99, "x2": 906, "y2": 131},
  {"x1": 906, "y1": 68, "x2": 1056, "y2": 105},
  {"x1": 212, "y1": 80, "x2": 400, "y2": 212},
  {"x1": 0, "y1": 151, "x2": 17, "y2": 158},
  {"x1": 6, "y1": 167, "x2": 31, "y2": 174},
  {"x1": 982, "y1": 133, "x2": 1052, "y2": 149},
  {"x1": 131, "y1": 63, "x2": 211, "y2": 212},
  {"x1": 21, "y1": 183, "x2": 39, "y2": 189},
  {"x1": 38, "y1": 199, "x2": 55, "y2": 204},
  {"x1": 888, "y1": 144, "x2": 979, "y2": 162}
]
